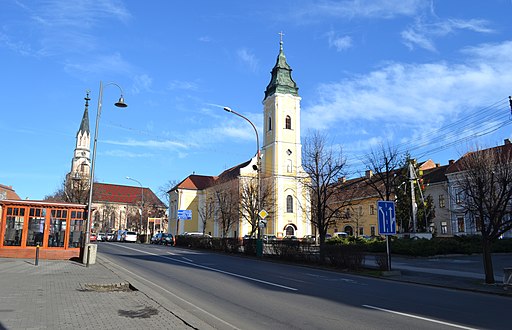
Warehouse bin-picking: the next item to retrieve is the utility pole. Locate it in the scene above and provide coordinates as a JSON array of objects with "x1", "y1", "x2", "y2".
[{"x1": 409, "y1": 161, "x2": 417, "y2": 233}]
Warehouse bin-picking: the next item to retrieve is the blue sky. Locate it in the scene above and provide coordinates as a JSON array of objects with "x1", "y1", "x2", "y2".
[{"x1": 2, "y1": 0, "x2": 512, "y2": 201}]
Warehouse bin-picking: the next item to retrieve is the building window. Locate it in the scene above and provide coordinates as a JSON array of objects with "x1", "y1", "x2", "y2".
[
  {"x1": 359, "y1": 227, "x2": 364, "y2": 235},
  {"x1": 441, "y1": 221, "x2": 448, "y2": 234},
  {"x1": 285, "y1": 225, "x2": 295, "y2": 236},
  {"x1": 3, "y1": 207, "x2": 25, "y2": 246},
  {"x1": 455, "y1": 191, "x2": 463, "y2": 204},
  {"x1": 287, "y1": 159, "x2": 293, "y2": 173},
  {"x1": 370, "y1": 226, "x2": 376, "y2": 236},
  {"x1": 439, "y1": 194, "x2": 445, "y2": 208},
  {"x1": 26, "y1": 207, "x2": 46, "y2": 247},
  {"x1": 457, "y1": 216, "x2": 465, "y2": 233},
  {"x1": 369, "y1": 204, "x2": 375, "y2": 215},
  {"x1": 49, "y1": 209, "x2": 67, "y2": 247},
  {"x1": 286, "y1": 195, "x2": 293, "y2": 213},
  {"x1": 358, "y1": 205, "x2": 363, "y2": 216},
  {"x1": 69, "y1": 211, "x2": 85, "y2": 248},
  {"x1": 268, "y1": 116, "x2": 272, "y2": 131},
  {"x1": 285, "y1": 115, "x2": 292, "y2": 129}
]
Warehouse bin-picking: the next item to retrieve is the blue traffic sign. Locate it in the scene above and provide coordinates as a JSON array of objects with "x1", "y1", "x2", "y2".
[
  {"x1": 377, "y1": 201, "x2": 396, "y2": 235},
  {"x1": 178, "y1": 209, "x2": 192, "y2": 220}
]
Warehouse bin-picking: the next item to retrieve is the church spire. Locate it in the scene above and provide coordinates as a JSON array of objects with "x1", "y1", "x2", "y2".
[
  {"x1": 264, "y1": 33, "x2": 299, "y2": 99},
  {"x1": 77, "y1": 91, "x2": 90, "y2": 137}
]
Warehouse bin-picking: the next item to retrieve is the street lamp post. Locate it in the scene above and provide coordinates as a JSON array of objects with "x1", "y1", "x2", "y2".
[
  {"x1": 126, "y1": 176, "x2": 145, "y2": 243},
  {"x1": 223, "y1": 106, "x2": 262, "y2": 256},
  {"x1": 84, "y1": 81, "x2": 127, "y2": 264}
]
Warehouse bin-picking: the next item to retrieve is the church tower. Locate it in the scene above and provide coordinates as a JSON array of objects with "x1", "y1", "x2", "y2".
[
  {"x1": 262, "y1": 38, "x2": 310, "y2": 238},
  {"x1": 68, "y1": 92, "x2": 91, "y2": 182}
]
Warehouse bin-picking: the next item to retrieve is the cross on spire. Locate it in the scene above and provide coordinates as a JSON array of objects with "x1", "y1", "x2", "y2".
[{"x1": 278, "y1": 31, "x2": 285, "y2": 44}]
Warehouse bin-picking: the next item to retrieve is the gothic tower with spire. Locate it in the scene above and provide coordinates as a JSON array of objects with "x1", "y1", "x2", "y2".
[
  {"x1": 262, "y1": 38, "x2": 311, "y2": 238},
  {"x1": 67, "y1": 92, "x2": 91, "y2": 183}
]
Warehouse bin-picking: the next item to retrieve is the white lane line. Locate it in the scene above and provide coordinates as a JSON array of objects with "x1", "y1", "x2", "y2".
[
  {"x1": 117, "y1": 244, "x2": 298, "y2": 291},
  {"x1": 182, "y1": 257, "x2": 194, "y2": 262},
  {"x1": 362, "y1": 305, "x2": 478, "y2": 330},
  {"x1": 100, "y1": 255, "x2": 240, "y2": 330}
]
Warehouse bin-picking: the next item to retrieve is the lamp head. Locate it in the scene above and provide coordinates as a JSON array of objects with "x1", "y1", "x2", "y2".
[
  {"x1": 115, "y1": 96, "x2": 128, "y2": 108},
  {"x1": 223, "y1": 106, "x2": 232, "y2": 113}
]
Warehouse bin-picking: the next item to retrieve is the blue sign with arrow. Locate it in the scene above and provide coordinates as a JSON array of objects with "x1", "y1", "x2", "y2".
[
  {"x1": 377, "y1": 201, "x2": 396, "y2": 235},
  {"x1": 178, "y1": 209, "x2": 192, "y2": 220}
]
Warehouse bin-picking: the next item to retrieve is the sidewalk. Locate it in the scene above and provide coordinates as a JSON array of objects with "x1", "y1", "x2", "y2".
[
  {"x1": 0, "y1": 257, "x2": 201, "y2": 330},
  {"x1": 363, "y1": 255, "x2": 512, "y2": 297}
]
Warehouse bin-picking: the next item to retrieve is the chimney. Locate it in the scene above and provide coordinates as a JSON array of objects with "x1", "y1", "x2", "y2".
[
  {"x1": 504, "y1": 139, "x2": 511, "y2": 145},
  {"x1": 365, "y1": 170, "x2": 373, "y2": 178},
  {"x1": 449, "y1": 159, "x2": 455, "y2": 165}
]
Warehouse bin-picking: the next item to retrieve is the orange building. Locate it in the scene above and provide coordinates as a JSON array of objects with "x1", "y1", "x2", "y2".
[{"x1": 0, "y1": 199, "x2": 87, "y2": 260}]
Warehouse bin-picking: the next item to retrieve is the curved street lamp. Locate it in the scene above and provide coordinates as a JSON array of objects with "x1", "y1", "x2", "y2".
[
  {"x1": 85, "y1": 81, "x2": 127, "y2": 248},
  {"x1": 126, "y1": 176, "x2": 145, "y2": 243},
  {"x1": 223, "y1": 106, "x2": 262, "y2": 256}
]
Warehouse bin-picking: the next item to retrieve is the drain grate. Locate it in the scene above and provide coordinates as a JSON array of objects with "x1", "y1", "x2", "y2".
[{"x1": 79, "y1": 282, "x2": 137, "y2": 292}]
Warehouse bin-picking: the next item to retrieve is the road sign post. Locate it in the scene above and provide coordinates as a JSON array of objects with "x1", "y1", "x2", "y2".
[{"x1": 377, "y1": 201, "x2": 396, "y2": 271}]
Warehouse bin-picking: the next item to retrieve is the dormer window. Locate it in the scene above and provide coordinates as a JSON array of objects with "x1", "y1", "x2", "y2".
[{"x1": 285, "y1": 115, "x2": 291, "y2": 129}]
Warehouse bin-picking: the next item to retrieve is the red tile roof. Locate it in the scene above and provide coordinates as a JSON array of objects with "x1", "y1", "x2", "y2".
[
  {"x1": 93, "y1": 183, "x2": 166, "y2": 208},
  {"x1": 0, "y1": 184, "x2": 21, "y2": 200}
]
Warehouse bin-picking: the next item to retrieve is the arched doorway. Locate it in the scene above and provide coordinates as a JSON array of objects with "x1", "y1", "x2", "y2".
[
  {"x1": 284, "y1": 224, "x2": 297, "y2": 237},
  {"x1": 343, "y1": 225, "x2": 354, "y2": 236}
]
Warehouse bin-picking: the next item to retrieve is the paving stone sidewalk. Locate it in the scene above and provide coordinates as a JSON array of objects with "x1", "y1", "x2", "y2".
[{"x1": 0, "y1": 257, "x2": 194, "y2": 330}]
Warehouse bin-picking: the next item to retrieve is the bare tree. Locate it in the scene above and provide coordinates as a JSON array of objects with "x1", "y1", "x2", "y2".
[
  {"x1": 212, "y1": 179, "x2": 239, "y2": 238},
  {"x1": 239, "y1": 176, "x2": 274, "y2": 237},
  {"x1": 363, "y1": 143, "x2": 404, "y2": 202},
  {"x1": 452, "y1": 145, "x2": 512, "y2": 284},
  {"x1": 301, "y1": 131, "x2": 349, "y2": 252},
  {"x1": 44, "y1": 176, "x2": 90, "y2": 204},
  {"x1": 198, "y1": 190, "x2": 215, "y2": 235}
]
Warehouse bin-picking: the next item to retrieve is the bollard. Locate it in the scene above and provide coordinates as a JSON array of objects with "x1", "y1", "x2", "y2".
[
  {"x1": 86, "y1": 244, "x2": 91, "y2": 267},
  {"x1": 35, "y1": 245, "x2": 40, "y2": 266}
]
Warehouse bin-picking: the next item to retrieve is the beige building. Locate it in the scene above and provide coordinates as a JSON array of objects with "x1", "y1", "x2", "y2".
[{"x1": 168, "y1": 40, "x2": 311, "y2": 238}]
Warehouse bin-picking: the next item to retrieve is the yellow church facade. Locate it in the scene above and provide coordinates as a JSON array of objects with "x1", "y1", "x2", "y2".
[{"x1": 168, "y1": 40, "x2": 311, "y2": 239}]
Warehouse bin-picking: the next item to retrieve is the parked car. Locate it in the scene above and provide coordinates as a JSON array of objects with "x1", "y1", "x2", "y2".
[
  {"x1": 150, "y1": 233, "x2": 161, "y2": 244},
  {"x1": 332, "y1": 232, "x2": 348, "y2": 238},
  {"x1": 303, "y1": 235, "x2": 316, "y2": 243},
  {"x1": 89, "y1": 233, "x2": 97, "y2": 242},
  {"x1": 97, "y1": 232, "x2": 105, "y2": 242},
  {"x1": 184, "y1": 232, "x2": 212, "y2": 238},
  {"x1": 263, "y1": 234, "x2": 277, "y2": 242},
  {"x1": 282, "y1": 235, "x2": 298, "y2": 240},
  {"x1": 159, "y1": 233, "x2": 174, "y2": 245},
  {"x1": 106, "y1": 231, "x2": 115, "y2": 241},
  {"x1": 122, "y1": 231, "x2": 138, "y2": 243}
]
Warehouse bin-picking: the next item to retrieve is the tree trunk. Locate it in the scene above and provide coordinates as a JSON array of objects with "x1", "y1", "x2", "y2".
[{"x1": 482, "y1": 238, "x2": 495, "y2": 284}]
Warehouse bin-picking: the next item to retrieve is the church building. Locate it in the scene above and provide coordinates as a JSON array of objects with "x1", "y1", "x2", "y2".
[{"x1": 168, "y1": 40, "x2": 311, "y2": 239}]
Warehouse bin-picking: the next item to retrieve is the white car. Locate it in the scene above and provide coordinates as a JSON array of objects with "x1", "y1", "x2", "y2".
[{"x1": 122, "y1": 231, "x2": 138, "y2": 243}]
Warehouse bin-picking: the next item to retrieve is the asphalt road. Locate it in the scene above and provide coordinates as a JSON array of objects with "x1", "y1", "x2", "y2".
[{"x1": 98, "y1": 242, "x2": 510, "y2": 330}]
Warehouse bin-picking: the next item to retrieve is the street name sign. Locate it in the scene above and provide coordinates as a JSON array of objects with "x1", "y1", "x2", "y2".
[{"x1": 178, "y1": 209, "x2": 192, "y2": 220}]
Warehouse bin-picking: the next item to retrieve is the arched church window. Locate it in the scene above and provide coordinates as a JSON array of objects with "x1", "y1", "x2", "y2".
[
  {"x1": 287, "y1": 159, "x2": 293, "y2": 173},
  {"x1": 286, "y1": 195, "x2": 293, "y2": 213},
  {"x1": 285, "y1": 225, "x2": 295, "y2": 236},
  {"x1": 268, "y1": 116, "x2": 272, "y2": 131},
  {"x1": 285, "y1": 115, "x2": 292, "y2": 129}
]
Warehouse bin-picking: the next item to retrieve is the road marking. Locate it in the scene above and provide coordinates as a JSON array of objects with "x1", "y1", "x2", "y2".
[
  {"x1": 100, "y1": 254, "x2": 240, "y2": 330},
  {"x1": 362, "y1": 305, "x2": 478, "y2": 330},
  {"x1": 116, "y1": 244, "x2": 298, "y2": 291},
  {"x1": 182, "y1": 257, "x2": 194, "y2": 262}
]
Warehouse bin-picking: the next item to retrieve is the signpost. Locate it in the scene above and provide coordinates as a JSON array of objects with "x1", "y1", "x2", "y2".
[{"x1": 377, "y1": 201, "x2": 396, "y2": 271}]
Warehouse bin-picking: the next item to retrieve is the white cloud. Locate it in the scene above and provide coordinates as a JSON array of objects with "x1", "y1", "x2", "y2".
[
  {"x1": 64, "y1": 52, "x2": 133, "y2": 76},
  {"x1": 295, "y1": 0, "x2": 426, "y2": 20},
  {"x1": 303, "y1": 41, "x2": 512, "y2": 135},
  {"x1": 102, "y1": 149, "x2": 153, "y2": 158},
  {"x1": 401, "y1": 18, "x2": 494, "y2": 51},
  {"x1": 104, "y1": 138, "x2": 192, "y2": 150},
  {"x1": 327, "y1": 32, "x2": 352, "y2": 51},
  {"x1": 168, "y1": 80, "x2": 199, "y2": 91},
  {"x1": 237, "y1": 48, "x2": 259, "y2": 72},
  {"x1": 132, "y1": 74, "x2": 153, "y2": 94}
]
